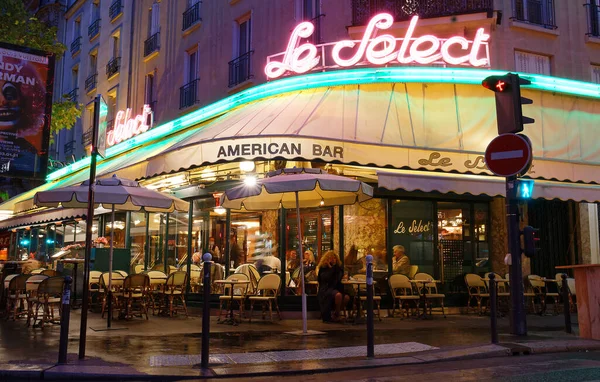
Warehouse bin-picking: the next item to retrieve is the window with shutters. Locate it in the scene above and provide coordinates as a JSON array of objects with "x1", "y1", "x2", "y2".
[
  {"x1": 585, "y1": 1, "x2": 600, "y2": 37},
  {"x1": 88, "y1": 0, "x2": 101, "y2": 40},
  {"x1": 514, "y1": 51, "x2": 551, "y2": 75},
  {"x1": 180, "y1": 48, "x2": 199, "y2": 109}
]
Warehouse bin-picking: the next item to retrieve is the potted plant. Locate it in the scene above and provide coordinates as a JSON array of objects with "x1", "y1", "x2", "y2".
[{"x1": 95, "y1": 237, "x2": 109, "y2": 248}]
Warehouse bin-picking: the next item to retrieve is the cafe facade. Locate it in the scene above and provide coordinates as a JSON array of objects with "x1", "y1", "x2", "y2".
[{"x1": 1, "y1": 12, "x2": 600, "y2": 307}]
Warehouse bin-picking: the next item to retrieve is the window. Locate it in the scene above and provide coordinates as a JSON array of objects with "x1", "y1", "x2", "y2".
[
  {"x1": 112, "y1": 33, "x2": 120, "y2": 58},
  {"x1": 515, "y1": 51, "x2": 551, "y2": 75},
  {"x1": 88, "y1": 0, "x2": 101, "y2": 39},
  {"x1": 229, "y1": 16, "x2": 253, "y2": 87},
  {"x1": 299, "y1": 0, "x2": 322, "y2": 44},
  {"x1": 71, "y1": 17, "x2": 82, "y2": 54},
  {"x1": 148, "y1": 2, "x2": 160, "y2": 37},
  {"x1": 85, "y1": 51, "x2": 98, "y2": 92},
  {"x1": 586, "y1": 1, "x2": 600, "y2": 37},
  {"x1": 180, "y1": 48, "x2": 199, "y2": 109},
  {"x1": 513, "y1": 0, "x2": 556, "y2": 29},
  {"x1": 592, "y1": 64, "x2": 600, "y2": 84},
  {"x1": 183, "y1": 0, "x2": 201, "y2": 31},
  {"x1": 145, "y1": 72, "x2": 155, "y2": 106},
  {"x1": 68, "y1": 66, "x2": 79, "y2": 101}
]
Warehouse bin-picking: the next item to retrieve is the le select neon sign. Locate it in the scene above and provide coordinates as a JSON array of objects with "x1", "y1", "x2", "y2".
[
  {"x1": 265, "y1": 13, "x2": 491, "y2": 79},
  {"x1": 106, "y1": 104, "x2": 154, "y2": 147}
]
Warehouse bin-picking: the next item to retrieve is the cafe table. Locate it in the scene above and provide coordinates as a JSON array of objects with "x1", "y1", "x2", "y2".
[
  {"x1": 215, "y1": 279, "x2": 250, "y2": 325},
  {"x1": 342, "y1": 279, "x2": 369, "y2": 323},
  {"x1": 409, "y1": 279, "x2": 441, "y2": 319}
]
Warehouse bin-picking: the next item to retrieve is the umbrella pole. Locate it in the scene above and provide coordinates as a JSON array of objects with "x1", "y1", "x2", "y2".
[
  {"x1": 107, "y1": 205, "x2": 115, "y2": 328},
  {"x1": 295, "y1": 191, "x2": 308, "y2": 334}
]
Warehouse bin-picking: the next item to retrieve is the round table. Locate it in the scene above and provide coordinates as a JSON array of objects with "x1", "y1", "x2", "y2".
[
  {"x1": 409, "y1": 279, "x2": 440, "y2": 319},
  {"x1": 215, "y1": 279, "x2": 250, "y2": 325}
]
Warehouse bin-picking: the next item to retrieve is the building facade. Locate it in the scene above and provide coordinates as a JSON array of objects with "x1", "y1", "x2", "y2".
[{"x1": 2, "y1": 0, "x2": 600, "y2": 306}]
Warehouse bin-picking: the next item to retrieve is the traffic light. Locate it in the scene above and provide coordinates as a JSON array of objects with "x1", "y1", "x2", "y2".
[
  {"x1": 515, "y1": 179, "x2": 534, "y2": 199},
  {"x1": 522, "y1": 225, "x2": 541, "y2": 258},
  {"x1": 482, "y1": 73, "x2": 534, "y2": 135}
]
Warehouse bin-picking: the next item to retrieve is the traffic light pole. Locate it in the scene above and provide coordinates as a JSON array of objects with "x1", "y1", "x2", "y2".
[{"x1": 506, "y1": 177, "x2": 527, "y2": 336}]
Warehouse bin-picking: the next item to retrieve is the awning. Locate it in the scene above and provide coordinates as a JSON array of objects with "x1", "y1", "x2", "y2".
[
  {"x1": 0, "y1": 208, "x2": 87, "y2": 230},
  {"x1": 377, "y1": 171, "x2": 600, "y2": 202}
]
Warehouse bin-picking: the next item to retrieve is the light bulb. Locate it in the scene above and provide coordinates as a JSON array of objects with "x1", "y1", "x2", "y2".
[
  {"x1": 244, "y1": 175, "x2": 257, "y2": 186},
  {"x1": 320, "y1": 199, "x2": 325, "y2": 206}
]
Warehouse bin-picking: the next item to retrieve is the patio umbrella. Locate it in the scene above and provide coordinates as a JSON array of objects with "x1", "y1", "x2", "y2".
[
  {"x1": 34, "y1": 174, "x2": 189, "y2": 327},
  {"x1": 220, "y1": 168, "x2": 374, "y2": 334}
]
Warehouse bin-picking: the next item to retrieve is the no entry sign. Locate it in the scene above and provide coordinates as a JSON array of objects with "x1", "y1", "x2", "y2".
[{"x1": 485, "y1": 134, "x2": 532, "y2": 177}]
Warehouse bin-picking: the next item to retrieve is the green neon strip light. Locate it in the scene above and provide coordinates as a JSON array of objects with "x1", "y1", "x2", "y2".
[{"x1": 47, "y1": 67, "x2": 600, "y2": 182}]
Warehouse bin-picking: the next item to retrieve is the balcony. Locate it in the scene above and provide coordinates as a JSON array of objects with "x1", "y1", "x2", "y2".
[
  {"x1": 65, "y1": 88, "x2": 78, "y2": 102},
  {"x1": 512, "y1": 0, "x2": 556, "y2": 29},
  {"x1": 106, "y1": 57, "x2": 121, "y2": 78},
  {"x1": 70, "y1": 36, "x2": 81, "y2": 55},
  {"x1": 351, "y1": 0, "x2": 494, "y2": 26},
  {"x1": 82, "y1": 128, "x2": 93, "y2": 146},
  {"x1": 85, "y1": 73, "x2": 97, "y2": 93},
  {"x1": 585, "y1": 1, "x2": 600, "y2": 37},
  {"x1": 109, "y1": 0, "x2": 122, "y2": 21},
  {"x1": 144, "y1": 32, "x2": 160, "y2": 58},
  {"x1": 183, "y1": 1, "x2": 201, "y2": 31},
  {"x1": 88, "y1": 18, "x2": 101, "y2": 40},
  {"x1": 179, "y1": 79, "x2": 199, "y2": 109},
  {"x1": 64, "y1": 140, "x2": 76, "y2": 157},
  {"x1": 228, "y1": 50, "x2": 254, "y2": 88}
]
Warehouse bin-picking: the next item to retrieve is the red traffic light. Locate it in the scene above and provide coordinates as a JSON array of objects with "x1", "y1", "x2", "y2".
[{"x1": 482, "y1": 76, "x2": 511, "y2": 92}]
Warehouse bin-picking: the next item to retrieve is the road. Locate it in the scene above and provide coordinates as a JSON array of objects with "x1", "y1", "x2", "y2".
[{"x1": 214, "y1": 351, "x2": 600, "y2": 382}]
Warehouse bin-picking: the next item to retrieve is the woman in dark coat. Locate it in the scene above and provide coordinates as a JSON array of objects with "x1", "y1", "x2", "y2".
[{"x1": 317, "y1": 251, "x2": 349, "y2": 322}]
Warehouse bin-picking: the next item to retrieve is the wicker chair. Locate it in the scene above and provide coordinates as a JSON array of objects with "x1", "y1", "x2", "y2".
[
  {"x1": 465, "y1": 273, "x2": 489, "y2": 315},
  {"x1": 41, "y1": 269, "x2": 59, "y2": 277},
  {"x1": 528, "y1": 274, "x2": 560, "y2": 315},
  {"x1": 5, "y1": 274, "x2": 29, "y2": 320},
  {"x1": 100, "y1": 272, "x2": 126, "y2": 318},
  {"x1": 218, "y1": 274, "x2": 249, "y2": 322},
  {"x1": 119, "y1": 274, "x2": 150, "y2": 320},
  {"x1": 408, "y1": 265, "x2": 419, "y2": 279},
  {"x1": 30, "y1": 276, "x2": 65, "y2": 328},
  {"x1": 352, "y1": 274, "x2": 382, "y2": 320},
  {"x1": 159, "y1": 271, "x2": 188, "y2": 317},
  {"x1": 248, "y1": 274, "x2": 281, "y2": 322},
  {"x1": 389, "y1": 274, "x2": 420, "y2": 319},
  {"x1": 414, "y1": 272, "x2": 445, "y2": 317},
  {"x1": 25, "y1": 275, "x2": 49, "y2": 326}
]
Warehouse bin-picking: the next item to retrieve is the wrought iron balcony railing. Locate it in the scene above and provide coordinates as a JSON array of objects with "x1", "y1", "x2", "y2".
[
  {"x1": 585, "y1": 1, "x2": 600, "y2": 37},
  {"x1": 64, "y1": 139, "x2": 76, "y2": 157},
  {"x1": 70, "y1": 36, "x2": 81, "y2": 55},
  {"x1": 65, "y1": 88, "x2": 78, "y2": 102},
  {"x1": 85, "y1": 73, "x2": 97, "y2": 93},
  {"x1": 228, "y1": 50, "x2": 254, "y2": 88},
  {"x1": 512, "y1": 0, "x2": 556, "y2": 29},
  {"x1": 179, "y1": 79, "x2": 199, "y2": 109},
  {"x1": 106, "y1": 57, "x2": 121, "y2": 78},
  {"x1": 88, "y1": 18, "x2": 101, "y2": 39},
  {"x1": 351, "y1": 0, "x2": 494, "y2": 26},
  {"x1": 183, "y1": 1, "x2": 201, "y2": 31},
  {"x1": 82, "y1": 128, "x2": 93, "y2": 146},
  {"x1": 144, "y1": 31, "x2": 160, "y2": 57},
  {"x1": 109, "y1": 0, "x2": 122, "y2": 21}
]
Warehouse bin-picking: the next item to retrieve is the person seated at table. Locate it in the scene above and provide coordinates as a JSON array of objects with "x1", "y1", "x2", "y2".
[
  {"x1": 261, "y1": 251, "x2": 281, "y2": 273},
  {"x1": 21, "y1": 252, "x2": 42, "y2": 274},
  {"x1": 373, "y1": 248, "x2": 388, "y2": 271},
  {"x1": 316, "y1": 251, "x2": 350, "y2": 323},
  {"x1": 392, "y1": 245, "x2": 411, "y2": 276},
  {"x1": 344, "y1": 245, "x2": 362, "y2": 275},
  {"x1": 286, "y1": 249, "x2": 299, "y2": 272}
]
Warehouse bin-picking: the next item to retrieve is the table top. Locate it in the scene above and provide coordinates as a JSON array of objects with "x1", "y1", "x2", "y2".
[
  {"x1": 215, "y1": 279, "x2": 250, "y2": 285},
  {"x1": 556, "y1": 264, "x2": 600, "y2": 269},
  {"x1": 60, "y1": 258, "x2": 85, "y2": 264},
  {"x1": 26, "y1": 278, "x2": 46, "y2": 284},
  {"x1": 410, "y1": 279, "x2": 440, "y2": 284},
  {"x1": 342, "y1": 279, "x2": 368, "y2": 285},
  {"x1": 483, "y1": 278, "x2": 509, "y2": 282}
]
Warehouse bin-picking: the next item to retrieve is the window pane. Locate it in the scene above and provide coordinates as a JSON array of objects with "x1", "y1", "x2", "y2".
[{"x1": 130, "y1": 212, "x2": 147, "y2": 272}]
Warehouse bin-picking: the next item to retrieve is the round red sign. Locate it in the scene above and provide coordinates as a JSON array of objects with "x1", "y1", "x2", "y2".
[{"x1": 484, "y1": 134, "x2": 532, "y2": 177}]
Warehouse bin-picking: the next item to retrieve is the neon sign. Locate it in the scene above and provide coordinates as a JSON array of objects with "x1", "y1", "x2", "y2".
[
  {"x1": 106, "y1": 104, "x2": 154, "y2": 147},
  {"x1": 265, "y1": 13, "x2": 490, "y2": 79}
]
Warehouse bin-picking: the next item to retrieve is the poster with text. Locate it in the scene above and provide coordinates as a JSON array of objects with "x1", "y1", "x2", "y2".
[{"x1": 0, "y1": 42, "x2": 54, "y2": 180}]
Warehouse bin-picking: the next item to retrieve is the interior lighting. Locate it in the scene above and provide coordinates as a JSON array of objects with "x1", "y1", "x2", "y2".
[
  {"x1": 244, "y1": 175, "x2": 257, "y2": 186},
  {"x1": 239, "y1": 161, "x2": 255, "y2": 172},
  {"x1": 200, "y1": 168, "x2": 216, "y2": 181},
  {"x1": 320, "y1": 198, "x2": 325, "y2": 206},
  {"x1": 214, "y1": 206, "x2": 226, "y2": 215}
]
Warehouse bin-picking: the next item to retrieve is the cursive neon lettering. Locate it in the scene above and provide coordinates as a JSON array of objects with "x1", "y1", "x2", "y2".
[
  {"x1": 265, "y1": 13, "x2": 491, "y2": 79},
  {"x1": 106, "y1": 104, "x2": 153, "y2": 147}
]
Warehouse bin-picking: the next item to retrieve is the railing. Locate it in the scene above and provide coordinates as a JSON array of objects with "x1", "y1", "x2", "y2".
[
  {"x1": 183, "y1": 1, "x2": 201, "y2": 31},
  {"x1": 351, "y1": 0, "x2": 494, "y2": 26},
  {"x1": 228, "y1": 50, "x2": 254, "y2": 88},
  {"x1": 109, "y1": 0, "x2": 122, "y2": 21},
  {"x1": 65, "y1": 88, "x2": 78, "y2": 102},
  {"x1": 70, "y1": 36, "x2": 81, "y2": 55},
  {"x1": 84, "y1": 73, "x2": 97, "y2": 93},
  {"x1": 585, "y1": 1, "x2": 600, "y2": 37},
  {"x1": 82, "y1": 129, "x2": 93, "y2": 146},
  {"x1": 64, "y1": 140, "x2": 76, "y2": 157},
  {"x1": 179, "y1": 79, "x2": 199, "y2": 109},
  {"x1": 309, "y1": 14, "x2": 325, "y2": 44},
  {"x1": 88, "y1": 18, "x2": 101, "y2": 39},
  {"x1": 106, "y1": 57, "x2": 121, "y2": 78},
  {"x1": 144, "y1": 31, "x2": 160, "y2": 57},
  {"x1": 512, "y1": 0, "x2": 556, "y2": 29}
]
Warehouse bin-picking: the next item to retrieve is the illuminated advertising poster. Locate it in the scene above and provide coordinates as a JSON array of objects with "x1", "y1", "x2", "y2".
[{"x1": 0, "y1": 42, "x2": 54, "y2": 179}]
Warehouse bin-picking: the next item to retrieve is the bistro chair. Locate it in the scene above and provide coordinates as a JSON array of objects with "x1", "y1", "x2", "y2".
[
  {"x1": 352, "y1": 274, "x2": 382, "y2": 320},
  {"x1": 248, "y1": 274, "x2": 282, "y2": 322},
  {"x1": 151, "y1": 263, "x2": 164, "y2": 272},
  {"x1": 389, "y1": 274, "x2": 420, "y2": 319},
  {"x1": 528, "y1": 274, "x2": 559, "y2": 315},
  {"x1": 408, "y1": 265, "x2": 419, "y2": 279},
  {"x1": 465, "y1": 273, "x2": 489, "y2": 315},
  {"x1": 168, "y1": 265, "x2": 177, "y2": 274},
  {"x1": 159, "y1": 271, "x2": 188, "y2": 317},
  {"x1": 41, "y1": 269, "x2": 59, "y2": 277},
  {"x1": 119, "y1": 274, "x2": 150, "y2": 320},
  {"x1": 134, "y1": 264, "x2": 145, "y2": 274},
  {"x1": 183, "y1": 264, "x2": 202, "y2": 292},
  {"x1": 30, "y1": 268, "x2": 46, "y2": 275},
  {"x1": 25, "y1": 275, "x2": 48, "y2": 326},
  {"x1": 146, "y1": 270, "x2": 168, "y2": 314},
  {"x1": 414, "y1": 273, "x2": 445, "y2": 317},
  {"x1": 88, "y1": 270, "x2": 103, "y2": 310},
  {"x1": 484, "y1": 272, "x2": 510, "y2": 311},
  {"x1": 218, "y1": 273, "x2": 249, "y2": 322},
  {"x1": 235, "y1": 263, "x2": 260, "y2": 295},
  {"x1": 100, "y1": 272, "x2": 126, "y2": 318},
  {"x1": 5, "y1": 274, "x2": 29, "y2": 321},
  {"x1": 30, "y1": 276, "x2": 65, "y2": 328},
  {"x1": 115, "y1": 270, "x2": 128, "y2": 278},
  {"x1": 567, "y1": 277, "x2": 577, "y2": 312}
]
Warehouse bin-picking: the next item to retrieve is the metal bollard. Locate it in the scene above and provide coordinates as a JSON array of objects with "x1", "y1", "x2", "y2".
[
  {"x1": 561, "y1": 274, "x2": 572, "y2": 334},
  {"x1": 365, "y1": 254, "x2": 374, "y2": 358},
  {"x1": 201, "y1": 253, "x2": 212, "y2": 369},
  {"x1": 58, "y1": 276, "x2": 73, "y2": 364},
  {"x1": 489, "y1": 273, "x2": 498, "y2": 344}
]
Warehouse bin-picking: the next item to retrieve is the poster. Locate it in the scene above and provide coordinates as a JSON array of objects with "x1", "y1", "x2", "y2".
[{"x1": 0, "y1": 42, "x2": 54, "y2": 179}]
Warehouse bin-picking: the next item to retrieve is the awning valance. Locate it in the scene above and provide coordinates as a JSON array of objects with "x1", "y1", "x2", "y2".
[
  {"x1": 0, "y1": 208, "x2": 87, "y2": 230},
  {"x1": 377, "y1": 171, "x2": 600, "y2": 202}
]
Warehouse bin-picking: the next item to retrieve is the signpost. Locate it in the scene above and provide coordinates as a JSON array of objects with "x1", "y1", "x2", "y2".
[{"x1": 484, "y1": 134, "x2": 532, "y2": 177}]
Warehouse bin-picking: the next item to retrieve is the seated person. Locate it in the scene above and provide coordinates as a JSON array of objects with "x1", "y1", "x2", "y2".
[
  {"x1": 286, "y1": 249, "x2": 299, "y2": 272},
  {"x1": 261, "y1": 253, "x2": 281, "y2": 273},
  {"x1": 392, "y1": 245, "x2": 411, "y2": 276},
  {"x1": 344, "y1": 245, "x2": 362, "y2": 275},
  {"x1": 316, "y1": 251, "x2": 350, "y2": 323}
]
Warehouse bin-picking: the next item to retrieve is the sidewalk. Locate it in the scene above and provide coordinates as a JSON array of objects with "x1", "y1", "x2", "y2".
[{"x1": 0, "y1": 308, "x2": 598, "y2": 380}]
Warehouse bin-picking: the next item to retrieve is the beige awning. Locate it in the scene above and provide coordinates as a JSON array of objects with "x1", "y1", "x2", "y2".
[
  {"x1": 377, "y1": 171, "x2": 600, "y2": 202},
  {"x1": 0, "y1": 208, "x2": 87, "y2": 230}
]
